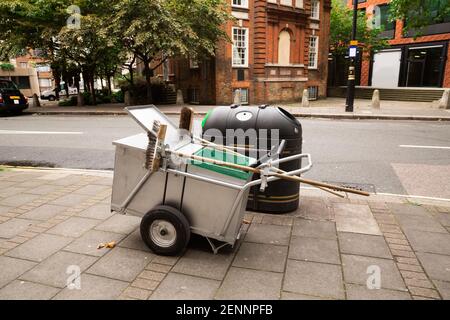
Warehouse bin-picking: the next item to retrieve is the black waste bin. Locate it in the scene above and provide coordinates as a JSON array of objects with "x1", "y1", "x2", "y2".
[{"x1": 202, "y1": 105, "x2": 303, "y2": 214}]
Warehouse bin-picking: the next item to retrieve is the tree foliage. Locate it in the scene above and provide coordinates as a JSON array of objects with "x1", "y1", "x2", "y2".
[{"x1": 330, "y1": 0, "x2": 388, "y2": 56}]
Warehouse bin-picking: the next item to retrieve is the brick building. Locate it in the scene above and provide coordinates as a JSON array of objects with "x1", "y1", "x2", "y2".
[
  {"x1": 160, "y1": 0, "x2": 331, "y2": 105},
  {"x1": 347, "y1": 0, "x2": 450, "y2": 88}
]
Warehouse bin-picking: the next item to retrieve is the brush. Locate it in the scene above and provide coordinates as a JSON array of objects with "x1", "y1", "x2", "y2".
[
  {"x1": 179, "y1": 107, "x2": 195, "y2": 132},
  {"x1": 145, "y1": 120, "x2": 167, "y2": 172}
]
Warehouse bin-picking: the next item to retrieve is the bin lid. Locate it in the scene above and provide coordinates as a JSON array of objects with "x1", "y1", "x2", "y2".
[
  {"x1": 190, "y1": 147, "x2": 255, "y2": 180},
  {"x1": 126, "y1": 105, "x2": 180, "y2": 148}
]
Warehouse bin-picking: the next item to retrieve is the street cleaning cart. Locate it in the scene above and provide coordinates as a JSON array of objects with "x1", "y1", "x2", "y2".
[{"x1": 111, "y1": 105, "x2": 313, "y2": 255}]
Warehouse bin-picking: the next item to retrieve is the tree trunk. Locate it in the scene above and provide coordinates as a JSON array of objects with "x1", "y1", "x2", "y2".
[
  {"x1": 143, "y1": 58, "x2": 153, "y2": 103},
  {"x1": 90, "y1": 76, "x2": 97, "y2": 106},
  {"x1": 107, "y1": 76, "x2": 112, "y2": 95}
]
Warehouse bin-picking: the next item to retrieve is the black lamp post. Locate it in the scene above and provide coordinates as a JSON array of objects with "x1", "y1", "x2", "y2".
[{"x1": 345, "y1": 0, "x2": 359, "y2": 112}]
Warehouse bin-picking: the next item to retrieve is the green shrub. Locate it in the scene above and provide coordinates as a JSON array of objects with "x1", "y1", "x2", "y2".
[{"x1": 58, "y1": 96, "x2": 77, "y2": 106}]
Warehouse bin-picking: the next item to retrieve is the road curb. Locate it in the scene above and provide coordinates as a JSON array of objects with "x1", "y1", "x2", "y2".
[{"x1": 25, "y1": 110, "x2": 450, "y2": 121}]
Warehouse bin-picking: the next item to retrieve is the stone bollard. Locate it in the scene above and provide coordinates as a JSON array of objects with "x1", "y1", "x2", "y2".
[
  {"x1": 176, "y1": 89, "x2": 184, "y2": 105},
  {"x1": 301, "y1": 89, "x2": 310, "y2": 108},
  {"x1": 32, "y1": 94, "x2": 40, "y2": 108},
  {"x1": 124, "y1": 91, "x2": 131, "y2": 107},
  {"x1": 233, "y1": 89, "x2": 241, "y2": 106},
  {"x1": 372, "y1": 89, "x2": 380, "y2": 109},
  {"x1": 438, "y1": 89, "x2": 450, "y2": 109}
]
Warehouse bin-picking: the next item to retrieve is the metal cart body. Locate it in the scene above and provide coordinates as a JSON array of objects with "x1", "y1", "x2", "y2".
[{"x1": 111, "y1": 105, "x2": 312, "y2": 253}]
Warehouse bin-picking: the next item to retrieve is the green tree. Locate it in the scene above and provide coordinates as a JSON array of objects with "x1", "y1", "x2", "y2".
[{"x1": 389, "y1": 0, "x2": 450, "y2": 35}]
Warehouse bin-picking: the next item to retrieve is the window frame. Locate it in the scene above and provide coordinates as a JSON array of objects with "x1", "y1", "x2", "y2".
[
  {"x1": 232, "y1": 27, "x2": 249, "y2": 68},
  {"x1": 308, "y1": 36, "x2": 319, "y2": 69},
  {"x1": 310, "y1": 0, "x2": 320, "y2": 20},
  {"x1": 232, "y1": 0, "x2": 248, "y2": 9}
]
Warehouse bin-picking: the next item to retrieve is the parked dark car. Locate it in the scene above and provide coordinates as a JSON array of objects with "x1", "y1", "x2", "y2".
[{"x1": 0, "y1": 79, "x2": 29, "y2": 114}]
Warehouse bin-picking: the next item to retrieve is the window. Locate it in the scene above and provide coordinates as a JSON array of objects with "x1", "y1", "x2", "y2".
[
  {"x1": 232, "y1": 27, "x2": 249, "y2": 68},
  {"x1": 308, "y1": 36, "x2": 319, "y2": 69},
  {"x1": 308, "y1": 86, "x2": 319, "y2": 100},
  {"x1": 311, "y1": 0, "x2": 320, "y2": 20},
  {"x1": 232, "y1": 0, "x2": 248, "y2": 8},
  {"x1": 39, "y1": 78, "x2": 52, "y2": 87},
  {"x1": 11, "y1": 76, "x2": 31, "y2": 89},
  {"x1": 278, "y1": 30, "x2": 291, "y2": 65},
  {"x1": 234, "y1": 88, "x2": 249, "y2": 105},
  {"x1": 19, "y1": 62, "x2": 28, "y2": 68},
  {"x1": 36, "y1": 65, "x2": 51, "y2": 72},
  {"x1": 189, "y1": 58, "x2": 199, "y2": 69},
  {"x1": 280, "y1": 0, "x2": 292, "y2": 6}
]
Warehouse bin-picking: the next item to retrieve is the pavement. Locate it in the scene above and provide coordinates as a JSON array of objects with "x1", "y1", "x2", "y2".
[
  {"x1": 0, "y1": 167, "x2": 449, "y2": 300},
  {"x1": 25, "y1": 97, "x2": 450, "y2": 121}
]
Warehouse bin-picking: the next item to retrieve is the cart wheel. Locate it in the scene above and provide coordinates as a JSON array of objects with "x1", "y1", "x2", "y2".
[{"x1": 140, "y1": 205, "x2": 190, "y2": 256}]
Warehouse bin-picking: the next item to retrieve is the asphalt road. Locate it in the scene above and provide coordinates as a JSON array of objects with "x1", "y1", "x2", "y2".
[{"x1": 1, "y1": 114, "x2": 449, "y2": 198}]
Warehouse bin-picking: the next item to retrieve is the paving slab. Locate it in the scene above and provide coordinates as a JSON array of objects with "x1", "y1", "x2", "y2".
[
  {"x1": 94, "y1": 214, "x2": 140, "y2": 235},
  {"x1": 47, "y1": 217, "x2": 100, "y2": 238},
  {"x1": 64, "y1": 229, "x2": 126, "y2": 257},
  {"x1": 232, "y1": 242, "x2": 288, "y2": 273},
  {"x1": 150, "y1": 273, "x2": 220, "y2": 300},
  {"x1": 395, "y1": 214, "x2": 447, "y2": 233},
  {"x1": 0, "y1": 187, "x2": 28, "y2": 198},
  {"x1": 244, "y1": 223, "x2": 291, "y2": 246},
  {"x1": 87, "y1": 247, "x2": 153, "y2": 282},
  {"x1": 48, "y1": 175, "x2": 86, "y2": 186},
  {"x1": 0, "y1": 205, "x2": 13, "y2": 215},
  {"x1": 73, "y1": 184, "x2": 110, "y2": 195},
  {"x1": 416, "y1": 252, "x2": 450, "y2": 282},
  {"x1": 292, "y1": 219, "x2": 337, "y2": 239},
  {"x1": 24, "y1": 184, "x2": 60, "y2": 196},
  {"x1": 289, "y1": 236, "x2": 340, "y2": 265},
  {"x1": 50, "y1": 194, "x2": 90, "y2": 207},
  {"x1": 21, "y1": 204, "x2": 67, "y2": 221},
  {"x1": 345, "y1": 284, "x2": 411, "y2": 300},
  {"x1": 283, "y1": 260, "x2": 344, "y2": 299},
  {"x1": 77, "y1": 204, "x2": 114, "y2": 220},
  {"x1": 387, "y1": 203, "x2": 430, "y2": 216},
  {"x1": 404, "y1": 229, "x2": 450, "y2": 255},
  {"x1": 0, "y1": 280, "x2": 60, "y2": 300},
  {"x1": 0, "y1": 194, "x2": 40, "y2": 207},
  {"x1": 341, "y1": 254, "x2": 407, "y2": 291},
  {"x1": 333, "y1": 203, "x2": 381, "y2": 236},
  {"x1": 338, "y1": 232, "x2": 392, "y2": 259},
  {"x1": 215, "y1": 267, "x2": 282, "y2": 300},
  {"x1": 14, "y1": 180, "x2": 47, "y2": 189},
  {"x1": 296, "y1": 199, "x2": 332, "y2": 221},
  {"x1": 0, "y1": 218, "x2": 36, "y2": 239},
  {"x1": 172, "y1": 249, "x2": 234, "y2": 281},
  {"x1": 433, "y1": 280, "x2": 450, "y2": 300},
  {"x1": 280, "y1": 292, "x2": 329, "y2": 300},
  {"x1": 5, "y1": 234, "x2": 73, "y2": 262},
  {"x1": 53, "y1": 274, "x2": 128, "y2": 300},
  {"x1": 0, "y1": 256, "x2": 36, "y2": 289},
  {"x1": 118, "y1": 229, "x2": 151, "y2": 252},
  {"x1": 20, "y1": 251, "x2": 98, "y2": 288},
  {"x1": 434, "y1": 212, "x2": 450, "y2": 228}
]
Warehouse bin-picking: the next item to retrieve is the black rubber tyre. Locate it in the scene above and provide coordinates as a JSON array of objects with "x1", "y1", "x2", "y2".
[
  {"x1": 140, "y1": 205, "x2": 190, "y2": 256},
  {"x1": 48, "y1": 95, "x2": 56, "y2": 101}
]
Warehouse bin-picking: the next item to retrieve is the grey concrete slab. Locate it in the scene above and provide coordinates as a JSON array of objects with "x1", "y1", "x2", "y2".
[
  {"x1": 94, "y1": 214, "x2": 140, "y2": 235},
  {"x1": 20, "y1": 251, "x2": 97, "y2": 288},
  {"x1": 296, "y1": 199, "x2": 332, "y2": 221},
  {"x1": 172, "y1": 249, "x2": 234, "y2": 281},
  {"x1": 49, "y1": 175, "x2": 86, "y2": 186},
  {"x1": 50, "y1": 194, "x2": 90, "y2": 207},
  {"x1": 434, "y1": 213, "x2": 450, "y2": 227},
  {"x1": 0, "y1": 280, "x2": 60, "y2": 300},
  {"x1": 77, "y1": 204, "x2": 114, "y2": 220},
  {"x1": 87, "y1": 247, "x2": 153, "y2": 282},
  {"x1": 244, "y1": 224, "x2": 291, "y2": 246},
  {"x1": 24, "y1": 184, "x2": 60, "y2": 196},
  {"x1": 150, "y1": 273, "x2": 220, "y2": 300},
  {"x1": 388, "y1": 203, "x2": 430, "y2": 216},
  {"x1": 215, "y1": 267, "x2": 282, "y2": 300},
  {"x1": 74, "y1": 184, "x2": 110, "y2": 195},
  {"x1": 53, "y1": 274, "x2": 128, "y2": 300},
  {"x1": 21, "y1": 204, "x2": 67, "y2": 221},
  {"x1": 338, "y1": 232, "x2": 392, "y2": 259},
  {"x1": 416, "y1": 252, "x2": 450, "y2": 282},
  {"x1": 233, "y1": 242, "x2": 288, "y2": 273},
  {"x1": 404, "y1": 229, "x2": 450, "y2": 255},
  {"x1": 346, "y1": 284, "x2": 411, "y2": 300},
  {"x1": 0, "y1": 194, "x2": 40, "y2": 207},
  {"x1": 0, "y1": 256, "x2": 36, "y2": 289},
  {"x1": 118, "y1": 229, "x2": 151, "y2": 252},
  {"x1": 433, "y1": 280, "x2": 450, "y2": 300},
  {"x1": 64, "y1": 230, "x2": 126, "y2": 257},
  {"x1": 341, "y1": 254, "x2": 407, "y2": 291},
  {"x1": 0, "y1": 218, "x2": 36, "y2": 239},
  {"x1": 333, "y1": 203, "x2": 381, "y2": 236},
  {"x1": 0, "y1": 187, "x2": 28, "y2": 198},
  {"x1": 5, "y1": 234, "x2": 73, "y2": 262},
  {"x1": 14, "y1": 180, "x2": 47, "y2": 189},
  {"x1": 289, "y1": 236, "x2": 340, "y2": 265},
  {"x1": 280, "y1": 292, "x2": 329, "y2": 300},
  {"x1": 292, "y1": 219, "x2": 337, "y2": 239},
  {"x1": 283, "y1": 260, "x2": 345, "y2": 299},
  {"x1": 47, "y1": 217, "x2": 100, "y2": 238},
  {"x1": 0, "y1": 205, "x2": 12, "y2": 215},
  {"x1": 395, "y1": 214, "x2": 447, "y2": 233}
]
